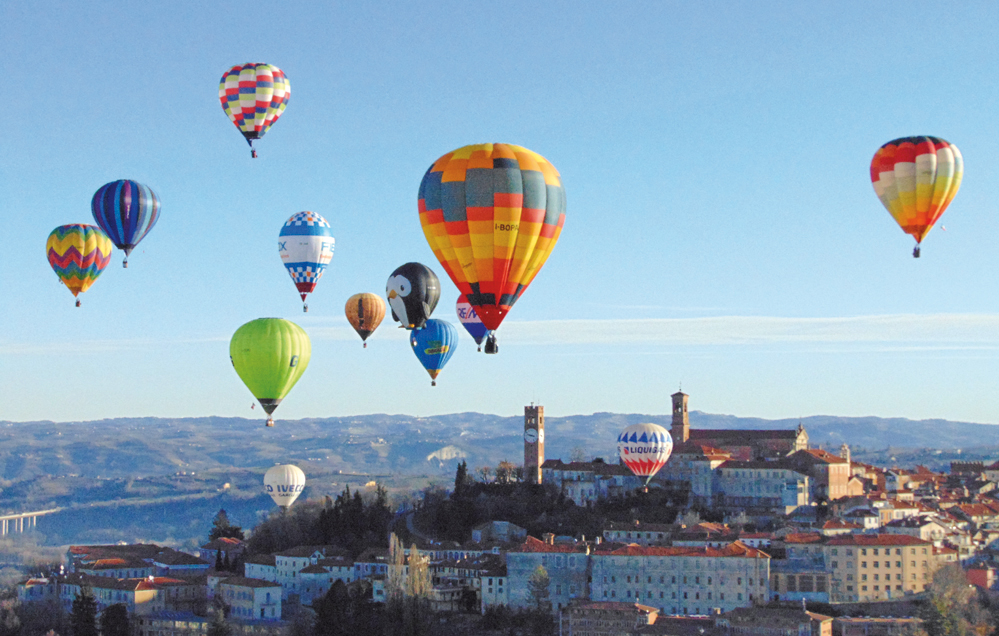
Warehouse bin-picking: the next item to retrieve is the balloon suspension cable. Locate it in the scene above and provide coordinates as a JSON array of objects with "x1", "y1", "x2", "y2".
[
  {"x1": 75, "y1": 299, "x2": 81, "y2": 308},
  {"x1": 266, "y1": 418, "x2": 275, "y2": 428},
  {"x1": 913, "y1": 245, "x2": 921, "y2": 258}
]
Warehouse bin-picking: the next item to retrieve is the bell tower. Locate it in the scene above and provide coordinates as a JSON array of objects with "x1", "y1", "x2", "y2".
[
  {"x1": 524, "y1": 405, "x2": 545, "y2": 485},
  {"x1": 671, "y1": 391, "x2": 689, "y2": 443}
]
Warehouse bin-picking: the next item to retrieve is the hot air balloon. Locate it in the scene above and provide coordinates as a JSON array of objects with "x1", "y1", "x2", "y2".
[
  {"x1": 418, "y1": 144, "x2": 566, "y2": 353},
  {"x1": 617, "y1": 423, "x2": 673, "y2": 491},
  {"x1": 386, "y1": 263, "x2": 440, "y2": 329},
  {"x1": 345, "y1": 293, "x2": 386, "y2": 347},
  {"x1": 264, "y1": 464, "x2": 306, "y2": 509},
  {"x1": 456, "y1": 294, "x2": 488, "y2": 352},
  {"x1": 230, "y1": 318, "x2": 311, "y2": 427},
  {"x1": 90, "y1": 180, "x2": 161, "y2": 268},
  {"x1": 219, "y1": 63, "x2": 290, "y2": 158},
  {"x1": 46, "y1": 225, "x2": 113, "y2": 307},
  {"x1": 279, "y1": 212, "x2": 335, "y2": 312},
  {"x1": 870, "y1": 136, "x2": 963, "y2": 258},
  {"x1": 410, "y1": 319, "x2": 458, "y2": 386}
]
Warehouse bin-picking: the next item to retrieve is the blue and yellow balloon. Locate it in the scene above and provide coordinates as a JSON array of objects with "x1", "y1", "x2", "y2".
[{"x1": 410, "y1": 319, "x2": 458, "y2": 386}]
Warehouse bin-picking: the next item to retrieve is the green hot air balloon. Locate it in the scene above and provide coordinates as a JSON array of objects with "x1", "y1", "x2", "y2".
[{"x1": 230, "y1": 318, "x2": 311, "y2": 427}]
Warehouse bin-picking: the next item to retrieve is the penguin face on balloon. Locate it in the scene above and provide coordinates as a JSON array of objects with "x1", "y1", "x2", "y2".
[{"x1": 386, "y1": 263, "x2": 440, "y2": 330}]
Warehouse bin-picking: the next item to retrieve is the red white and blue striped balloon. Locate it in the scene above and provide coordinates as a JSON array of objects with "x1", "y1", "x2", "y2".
[
  {"x1": 617, "y1": 423, "x2": 673, "y2": 484},
  {"x1": 91, "y1": 180, "x2": 161, "y2": 267}
]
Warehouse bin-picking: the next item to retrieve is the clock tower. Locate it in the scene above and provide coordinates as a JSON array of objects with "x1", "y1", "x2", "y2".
[{"x1": 524, "y1": 404, "x2": 545, "y2": 485}]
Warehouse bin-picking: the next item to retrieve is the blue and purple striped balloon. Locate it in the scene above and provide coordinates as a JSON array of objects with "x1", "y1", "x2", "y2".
[{"x1": 91, "y1": 179, "x2": 161, "y2": 267}]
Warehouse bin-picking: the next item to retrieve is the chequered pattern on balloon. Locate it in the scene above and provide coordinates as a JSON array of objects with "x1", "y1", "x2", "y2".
[
  {"x1": 219, "y1": 63, "x2": 290, "y2": 139},
  {"x1": 287, "y1": 266, "x2": 323, "y2": 283},
  {"x1": 870, "y1": 136, "x2": 963, "y2": 243},
  {"x1": 46, "y1": 225, "x2": 113, "y2": 296},
  {"x1": 91, "y1": 180, "x2": 160, "y2": 250},
  {"x1": 617, "y1": 424, "x2": 673, "y2": 479},
  {"x1": 284, "y1": 211, "x2": 330, "y2": 228},
  {"x1": 418, "y1": 143, "x2": 566, "y2": 331}
]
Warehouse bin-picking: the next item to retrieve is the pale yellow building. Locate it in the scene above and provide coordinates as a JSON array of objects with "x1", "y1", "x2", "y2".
[{"x1": 824, "y1": 535, "x2": 936, "y2": 603}]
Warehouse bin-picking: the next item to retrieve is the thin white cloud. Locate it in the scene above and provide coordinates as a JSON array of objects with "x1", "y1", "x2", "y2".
[
  {"x1": 494, "y1": 314, "x2": 999, "y2": 347},
  {"x1": 4, "y1": 314, "x2": 999, "y2": 355}
]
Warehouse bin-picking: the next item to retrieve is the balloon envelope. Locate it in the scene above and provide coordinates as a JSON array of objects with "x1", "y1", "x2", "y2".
[
  {"x1": 279, "y1": 212, "x2": 335, "y2": 307},
  {"x1": 345, "y1": 293, "x2": 386, "y2": 344},
  {"x1": 219, "y1": 63, "x2": 290, "y2": 154},
  {"x1": 90, "y1": 180, "x2": 161, "y2": 264},
  {"x1": 617, "y1": 423, "x2": 673, "y2": 484},
  {"x1": 870, "y1": 136, "x2": 963, "y2": 246},
  {"x1": 46, "y1": 225, "x2": 113, "y2": 302},
  {"x1": 386, "y1": 263, "x2": 440, "y2": 330},
  {"x1": 410, "y1": 319, "x2": 458, "y2": 384},
  {"x1": 418, "y1": 143, "x2": 566, "y2": 331},
  {"x1": 456, "y1": 294, "x2": 488, "y2": 346},
  {"x1": 264, "y1": 464, "x2": 306, "y2": 508},
  {"x1": 230, "y1": 319, "x2": 311, "y2": 420}
]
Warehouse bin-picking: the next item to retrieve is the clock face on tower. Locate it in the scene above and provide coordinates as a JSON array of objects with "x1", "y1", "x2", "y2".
[{"x1": 524, "y1": 428, "x2": 538, "y2": 444}]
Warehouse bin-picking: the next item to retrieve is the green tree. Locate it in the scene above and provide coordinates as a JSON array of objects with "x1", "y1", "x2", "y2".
[
  {"x1": 206, "y1": 609, "x2": 231, "y2": 636},
  {"x1": 98, "y1": 605, "x2": 129, "y2": 636},
  {"x1": 527, "y1": 566, "x2": 555, "y2": 636},
  {"x1": 453, "y1": 461, "x2": 469, "y2": 498},
  {"x1": 209, "y1": 510, "x2": 245, "y2": 541},
  {"x1": 69, "y1": 587, "x2": 97, "y2": 636},
  {"x1": 921, "y1": 564, "x2": 991, "y2": 636},
  {"x1": 0, "y1": 598, "x2": 20, "y2": 636},
  {"x1": 527, "y1": 566, "x2": 551, "y2": 611}
]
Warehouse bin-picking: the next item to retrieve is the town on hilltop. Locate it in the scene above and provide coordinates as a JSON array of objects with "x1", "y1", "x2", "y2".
[{"x1": 9, "y1": 396, "x2": 999, "y2": 635}]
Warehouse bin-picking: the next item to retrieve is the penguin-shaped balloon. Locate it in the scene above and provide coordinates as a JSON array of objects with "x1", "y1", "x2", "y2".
[{"x1": 386, "y1": 262, "x2": 440, "y2": 329}]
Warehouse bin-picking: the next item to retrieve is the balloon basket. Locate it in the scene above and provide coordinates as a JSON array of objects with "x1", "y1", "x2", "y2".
[
  {"x1": 303, "y1": 304, "x2": 308, "y2": 313},
  {"x1": 363, "y1": 342, "x2": 367, "y2": 348},
  {"x1": 266, "y1": 419, "x2": 275, "y2": 427},
  {"x1": 912, "y1": 246, "x2": 921, "y2": 258},
  {"x1": 75, "y1": 299, "x2": 81, "y2": 307},
  {"x1": 123, "y1": 260, "x2": 128, "y2": 269},
  {"x1": 431, "y1": 380, "x2": 436, "y2": 387}
]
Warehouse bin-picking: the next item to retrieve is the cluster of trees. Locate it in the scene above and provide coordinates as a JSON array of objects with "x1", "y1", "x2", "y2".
[
  {"x1": 248, "y1": 485, "x2": 392, "y2": 557},
  {"x1": 411, "y1": 461, "x2": 692, "y2": 543}
]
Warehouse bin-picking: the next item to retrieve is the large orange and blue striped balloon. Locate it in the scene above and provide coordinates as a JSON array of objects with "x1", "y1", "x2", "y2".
[
  {"x1": 870, "y1": 136, "x2": 963, "y2": 253},
  {"x1": 219, "y1": 63, "x2": 290, "y2": 157},
  {"x1": 418, "y1": 144, "x2": 566, "y2": 333},
  {"x1": 91, "y1": 180, "x2": 161, "y2": 267},
  {"x1": 46, "y1": 225, "x2": 113, "y2": 306}
]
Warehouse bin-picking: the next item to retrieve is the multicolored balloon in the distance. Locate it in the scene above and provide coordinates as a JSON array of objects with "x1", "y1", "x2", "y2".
[
  {"x1": 345, "y1": 293, "x2": 386, "y2": 348},
  {"x1": 418, "y1": 143, "x2": 566, "y2": 352},
  {"x1": 46, "y1": 224, "x2": 113, "y2": 307},
  {"x1": 456, "y1": 294, "x2": 488, "y2": 351},
  {"x1": 410, "y1": 319, "x2": 458, "y2": 386},
  {"x1": 279, "y1": 211, "x2": 335, "y2": 312},
  {"x1": 230, "y1": 318, "x2": 311, "y2": 427},
  {"x1": 264, "y1": 464, "x2": 306, "y2": 509},
  {"x1": 386, "y1": 262, "x2": 440, "y2": 330},
  {"x1": 90, "y1": 179, "x2": 161, "y2": 268},
  {"x1": 219, "y1": 63, "x2": 290, "y2": 158},
  {"x1": 617, "y1": 423, "x2": 673, "y2": 489},
  {"x1": 870, "y1": 136, "x2": 963, "y2": 258}
]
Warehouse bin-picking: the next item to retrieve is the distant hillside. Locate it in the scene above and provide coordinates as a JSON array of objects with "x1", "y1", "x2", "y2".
[
  {"x1": 2, "y1": 411, "x2": 998, "y2": 548},
  {"x1": 2, "y1": 411, "x2": 998, "y2": 483}
]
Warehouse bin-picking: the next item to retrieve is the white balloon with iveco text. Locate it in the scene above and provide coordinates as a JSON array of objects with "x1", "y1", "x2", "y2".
[
  {"x1": 264, "y1": 464, "x2": 306, "y2": 508},
  {"x1": 617, "y1": 423, "x2": 673, "y2": 486}
]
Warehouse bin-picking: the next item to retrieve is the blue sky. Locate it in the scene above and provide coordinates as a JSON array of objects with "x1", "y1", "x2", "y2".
[{"x1": 3, "y1": 1, "x2": 999, "y2": 424}]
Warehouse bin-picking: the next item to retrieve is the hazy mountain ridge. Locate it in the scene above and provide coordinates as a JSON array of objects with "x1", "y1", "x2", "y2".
[{"x1": 2, "y1": 411, "x2": 999, "y2": 483}]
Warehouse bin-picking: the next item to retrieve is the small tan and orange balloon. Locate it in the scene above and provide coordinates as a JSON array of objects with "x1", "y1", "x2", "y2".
[{"x1": 345, "y1": 293, "x2": 386, "y2": 348}]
